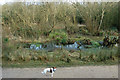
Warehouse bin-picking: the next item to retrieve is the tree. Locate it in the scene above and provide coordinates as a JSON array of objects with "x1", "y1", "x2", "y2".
[{"x1": 74, "y1": 2, "x2": 118, "y2": 34}]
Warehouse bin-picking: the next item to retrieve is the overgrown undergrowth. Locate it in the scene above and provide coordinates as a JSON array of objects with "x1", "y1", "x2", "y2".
[
  {"x1": 2, "y1": 2, "x2": 119, "y2": 68},
  {"x1": 2, "y1": 47, "x2": 118, "y2": 68}
]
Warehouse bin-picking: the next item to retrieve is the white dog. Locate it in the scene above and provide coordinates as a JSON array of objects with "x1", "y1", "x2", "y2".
[{"x1": 41, "y1": 67, "x2": 56, "y2": 78}]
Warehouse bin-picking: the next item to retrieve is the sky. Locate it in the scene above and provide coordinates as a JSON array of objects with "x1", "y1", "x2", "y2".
[
  {"x1": 0, "y1": 0, "x2": 5, "y2": 5},
  {"x1": 0, "y1": 0, "x2": 76, "y2": 5},
  {"x1": 0, "y1": 0, "x2": 119, "y2": 5},
  {"x1": 0, "y1": 0, "x2": 24, "y2": 5}
]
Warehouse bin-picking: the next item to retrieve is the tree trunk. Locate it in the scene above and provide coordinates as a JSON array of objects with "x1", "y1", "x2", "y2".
[{"x1": 98, "y1": 7, "x2": 105, "y2": 31}]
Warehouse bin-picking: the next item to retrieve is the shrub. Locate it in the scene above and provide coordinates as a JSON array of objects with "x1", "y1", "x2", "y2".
[
  {"x1": 2, "y1": 37, "x2": 20, "y2": 56},
  {"x1": 49, "y1": 30, "x2": 68, "y2": 45},
  {"x1": 79, "y1": 26, "x2": 90, "y2": 35},
  {"x1": 91, "y1": 41, "x2": 100, "y2": 47}
]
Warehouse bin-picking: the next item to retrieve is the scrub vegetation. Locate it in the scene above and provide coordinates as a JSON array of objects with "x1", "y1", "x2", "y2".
[{"x1": 2, "y1": 2, "x2": 119, "y2": 68}]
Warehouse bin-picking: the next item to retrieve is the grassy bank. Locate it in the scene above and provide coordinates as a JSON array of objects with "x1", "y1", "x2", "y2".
[
  {"x1": 2, "y1": 30, "x2": 119, "y2": 68},
  {"x1": 2, "y1": 59, "x2": 118, "y2": 68},
  {"x1": 2, "y1": 47, "x2": 118, "y2": 68}
]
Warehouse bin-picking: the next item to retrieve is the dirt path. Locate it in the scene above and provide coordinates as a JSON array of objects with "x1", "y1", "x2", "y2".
[{"x1": 2, "y1": 65, "x2": 118, "y2": 78}]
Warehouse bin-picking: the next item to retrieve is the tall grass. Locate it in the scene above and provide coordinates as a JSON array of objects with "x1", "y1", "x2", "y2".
[
  {"x1": 79, "y1": 48, "x2": 118, "y2": 62},
  {"x1": 2, "y1": 44, "x2": 118, "y2": 63},
  {"x1": 2, "y1": 39, "x2": 118, "y2": 67}
]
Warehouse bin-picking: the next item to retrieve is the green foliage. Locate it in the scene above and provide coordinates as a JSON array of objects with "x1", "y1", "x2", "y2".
[
  {"x1": 49, "y1": 30, "x2": 68, "y2": 44},
  {"x1": 91, "y1": 41, "x2": 100, "y2": 47},
  {"x1": 79, "y1": 26, "x2": 90, "y2": 35}
]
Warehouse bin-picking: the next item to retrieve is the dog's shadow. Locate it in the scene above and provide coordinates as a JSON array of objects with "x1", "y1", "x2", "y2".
[{"x1": 44, "y1": 73, "x2": 53, "y2": 78}]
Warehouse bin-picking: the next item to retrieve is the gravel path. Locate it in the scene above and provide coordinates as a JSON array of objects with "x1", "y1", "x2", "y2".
[{"x1": 2, "y1": 65, "x2": 118, "y2": 78}]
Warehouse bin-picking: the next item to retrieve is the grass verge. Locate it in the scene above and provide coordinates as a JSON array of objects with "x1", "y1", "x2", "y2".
[{"x1": 2, "y1": 47, "x2": 118, "y2": 68}]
